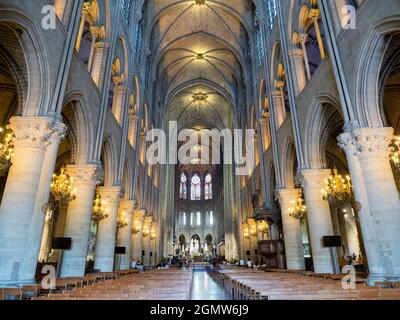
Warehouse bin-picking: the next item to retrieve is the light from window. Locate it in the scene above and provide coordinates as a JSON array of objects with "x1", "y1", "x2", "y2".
[
  {"x1": 254, "y1": 10, "x2": 265, "y2": 66},
  {"x1": 205, "y1": 173, "x2": 213, "y2": 200},
  {"x1": 209, "y1": 211, "x2": 214, "y2": 226},
  {"x1": 191, "y1": 174, "x2": 201, "y2": 201},
  {"x1": 264, "y1": 0, "x2": 277, "y2": 30},
  {"x1": 179, "y1": 212, "x2": 186, "y2": 226},
  {"x1": 190, "y1": 212, "x2": 194, "y2": 226},
  {"x1": 121, "y1": 0, "x2": 132, "y2": 25},
  {"x1": 196, "y1": 212, "x2": 201, "y2": 226},
  {"x1": 179, "y1": 173, "x2": 187, "y2": 199}
]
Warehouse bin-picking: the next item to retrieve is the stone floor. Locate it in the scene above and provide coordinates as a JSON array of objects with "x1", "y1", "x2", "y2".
[{"x1": 191, "y1": 270, "x2": 232, "y2": 300}]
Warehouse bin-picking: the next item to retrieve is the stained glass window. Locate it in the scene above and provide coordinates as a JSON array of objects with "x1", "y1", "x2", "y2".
[
  {"x1": 191, "y1": 174, "x2": 201, "y2": 201},
  {"x1": 205, "y1": 173, "x2": 213, "y2": 200},
  {"x1": 255, "y1": 10, "x2": 265, "y2": 66},
  {"x1": 121, "y1": 0, "x2": 132, "y2": 25},
  {"x1": 179, "y1": 173, "x2": 187, "y2": 199},
  {"x1": 264, "y1": 0, "x2": 277, "y2": 30}
]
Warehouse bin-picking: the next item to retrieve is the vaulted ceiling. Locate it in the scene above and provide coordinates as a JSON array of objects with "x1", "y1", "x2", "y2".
[{"x1": 146, "y1": 0, "x2": 255, "y2": 130}]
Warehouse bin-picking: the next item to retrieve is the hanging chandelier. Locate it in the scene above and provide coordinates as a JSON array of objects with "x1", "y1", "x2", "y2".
[
  {"x1": 117, "y1": 213, "x2": 129, "y2": 229},
  {"x1": 322, "y1": 168, "x2": 353, "y2": 206},
  {"x1": 243, "y1": 223, "x2": 250, "y2": 239},
  {"x1": 44, "y1": 167, "x2": 76, "y2": 213},
  {"x1": 143, "y1": 222, "x2": 150, "y2": 238},
  {"x1": 246, "y1": 218, "x2": 257, "y2": 237},
  {"x1": 150, "y1": 224, "x2": 157, "y2": 240},
  {"x1": 132, "y1": 220, "x2": 141, "y2": 234},
  {"x1": 257, "y1": 220, "x2": 269, "y2": 234},
  {"x1": 0, "y1": 127, "x2": 14, "y2": 177},
  {"x1": 289, "y1": 190, "x2": 307, "y2": 220},
  {"x1": 92, "y1": 191, "x2": 109, "y2": 223},
  {"x1": 390, "y1": 135, "x2": 400, "y2": 172}
]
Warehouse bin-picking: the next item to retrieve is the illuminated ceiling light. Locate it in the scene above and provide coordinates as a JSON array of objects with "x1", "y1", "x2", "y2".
[
  {"x1": 195, "y1": 0, "x2": 206, "y2": 5},
  {"x1": 196, "y1": 53, "x2": 205, "y2": 60},
  {"x1": 322, "y1": 168, "x2": 353, "y2": 206},
  {"x1": 289, "y1": 191, "x2": 307, "y2": 221},
  {"x1": 192, "y1": 92, "x2": 208, "y2": 103}
]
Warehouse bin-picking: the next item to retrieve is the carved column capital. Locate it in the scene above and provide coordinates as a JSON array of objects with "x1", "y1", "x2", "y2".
[
  {"x1": 271, "y1": 89, "x2": 281, "y2": 98},
  {"x1": 90, "y1": 26, "x2": 104, "y2": 40},
  {"x1": 114, "y1": 85, "x2": 128, "y2": 93},
  {"x1": 298, "y1": 33, "x2": 309, "y2": 45},
  {"x1": 98, "y1": 186, "x2": 122, "y2": 203},
  {"x1": 289, "y1": 48, "x2": 304, "y2": 58},
  {"x1": 275, "y1": 80, "x2": 286, "y2": 90},
  {"x1": 258, "y1": 117, "x2": 269, "y2": 126},
  {"x1": 128, "y1": 108, "x2": 137, "y2": 118},
  {"x1": 275, "y1": 189, "x2": 301, "y2": 206},
  {"x1": 94, "y1": 41, "x2": 110, "y2": 50},
  {"x1": 300, "y1": 169, "x2": 331, "y2": 191},
  {"x1": 144, "y1": 216, "x2": 154, "y2": 226},
  {"x1": 133, "y1": 210, "x2": 145, "y2": 222},
  {"x1": 8, "y1": 117, "x2": 54, "y2": 150},
  {"x1": 66, "y1": 164, "x2": 104, "y2": 186},
  {"x1": 309, "y1": 9, "x2": 320, "y2": 20},
  {"x1": 49, "y1": 121, "x2": 68, "y2": 144},
  {"x1": 119, "y1": 200, "x2": 136, "y2": 215},
  {"x1": 353, "y1": 127, "x2": 393, "y2": 160},
  {"x1": 337, "y1": 131, "x2": 355, "y2": 153}
]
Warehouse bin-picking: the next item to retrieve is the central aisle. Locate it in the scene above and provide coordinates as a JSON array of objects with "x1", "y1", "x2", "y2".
[{"x1": 191, "y1": 270, "x2": 232, "y2": 300}]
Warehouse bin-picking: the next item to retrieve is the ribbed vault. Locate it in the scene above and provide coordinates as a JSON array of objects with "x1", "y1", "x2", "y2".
[{"x1": 147, "y1": 0, "x2": 255, "y2": 129}]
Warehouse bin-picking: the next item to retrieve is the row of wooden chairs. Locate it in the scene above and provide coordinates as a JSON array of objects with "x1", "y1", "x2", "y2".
[
  {"x1": 32, "y1": 269, "x2": 193, "y2": 300},
  {"x1": 0, "y1": 269, "x2": 139, "y2": 300},
  {"x1": 213, "y1": 267, "x2": 400, "y2": 300}
]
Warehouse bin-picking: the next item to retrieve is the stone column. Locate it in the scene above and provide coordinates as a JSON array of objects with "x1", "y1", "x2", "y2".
[
  {"x1": 75, "y1": 3, "x2": 90, "y2": 52},
  {"x1": 276, "y1": 189, "x2": 306, "y2": 270},
  {"x1": 87, "y1": 26, "x2": 101, "y2": 73},
  {"x1": 128, "y1": 110, "x2": 138, "y2": 147},
  {"x1": 301, "y1": 170, "x2": 335, "y2": 274},
  {"x1": 299, "y1": 33, "x2": 312, "y2": 81},
  {"x1": 353, "y1": 127, "x2": 400, "y2": 279},
  {"x1": 21, "y1": 121, "x2": 67, "y2": 282},
  {"x1": 131, "y1": 210, "x2": 145, "y2": 262},
  {"x1": 271, "y1": 89, "x2": 284, "y2": 128},
  {"x1": 111, "y1": 85, "x2": 127, "y2": 126},
  {"x1": 0, "y1": 117, "x2": 57, "y2": 286},
  {"x1": 289, "y1": 48, "x2": 307, "y2": 94},
  {"x1": 91, "y1": 41, "x2": 110, "y2": 87},
  {"x1": 150, "y1": 222, "x2": 158, "y2": 267},
  {"x1": 276, "y1": 81, "x2": 287, "y2": 127},
  {"x1": 60, "y1": 165, "x2": 103, "y2": 278},
  {"x1": 259, "y1": 116, "x2": 271, "y2": 151},
  {"x1": 94, "y1": 186, "x2": 122, "y2": 272},
  {"x1": 309, "y1": 9, "x2": 326, "y2": 59},
  {"x1": 338, "y1": 132, "x2": 384, "y2": 280},
  {"x1": 142, "y1": 216, "x2": 153, "y2": 267},
  {"x1": 116, "y1": 200, "x2": 135, "y2": 270}
]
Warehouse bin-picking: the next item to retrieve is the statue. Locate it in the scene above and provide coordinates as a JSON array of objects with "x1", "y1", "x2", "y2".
[{"x1": 252, "y1": 190, "x2": 260, "y2": 213}]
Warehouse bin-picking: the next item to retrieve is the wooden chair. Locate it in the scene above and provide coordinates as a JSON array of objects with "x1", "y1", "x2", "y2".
[{"x1": 3, "y1": 288, "x2": 23, "y2": 300}]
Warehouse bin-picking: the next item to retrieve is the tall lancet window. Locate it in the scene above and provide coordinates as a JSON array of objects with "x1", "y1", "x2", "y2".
[
  {"x1": 205, "y1": 173, "x2": 213, "y2": 200},
  {"x1": 191, "y1": 174, "x2": 201, "y2": 201},
  {"x1": 121, "y1": 0, "x2": 132, "y2": 25},
  {"x1": 179, "y1": 173, "x2": 187, "y2": 199},
  {"x1": 265, "y1": 0, "x2": 277, "y2": 30},
  {"x1": 254, "y1": 10, "x2": 265, "y2": 66}
]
